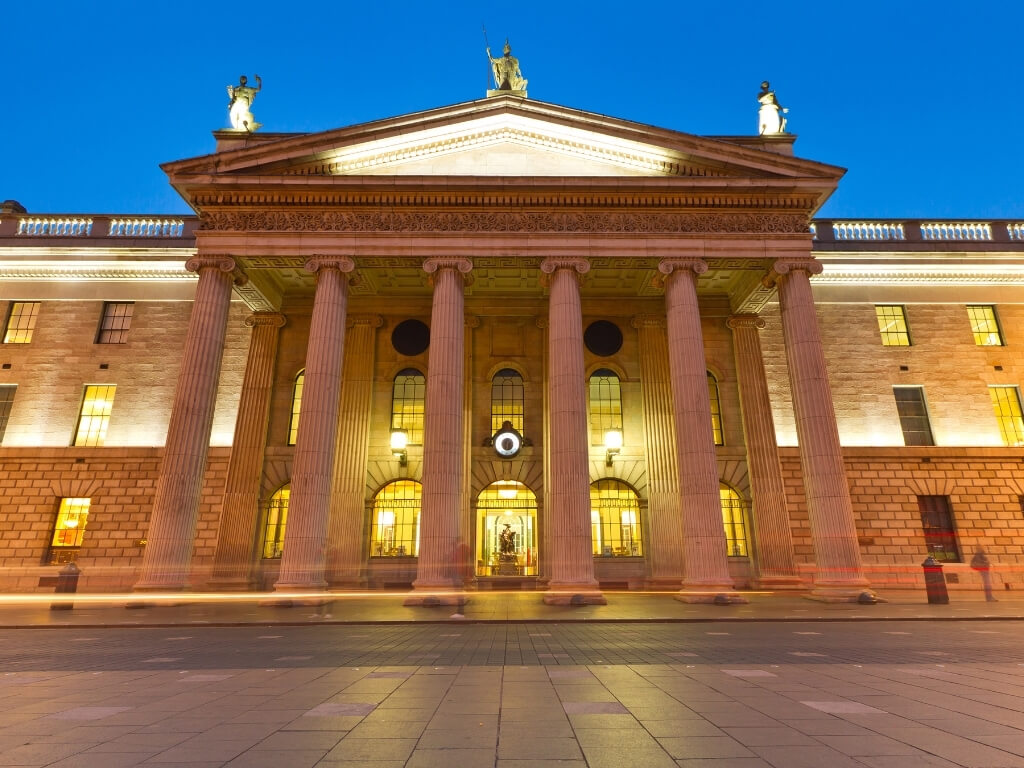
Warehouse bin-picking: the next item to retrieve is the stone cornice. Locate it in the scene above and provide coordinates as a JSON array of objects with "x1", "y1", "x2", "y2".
[{"x1": 0, "y1": 261, "x2": 195, "y2": 281}]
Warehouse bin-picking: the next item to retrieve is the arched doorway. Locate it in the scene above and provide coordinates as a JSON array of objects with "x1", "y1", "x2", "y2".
[{"x1": 476, "y1": 481, "x2": 538, "y2": 577}]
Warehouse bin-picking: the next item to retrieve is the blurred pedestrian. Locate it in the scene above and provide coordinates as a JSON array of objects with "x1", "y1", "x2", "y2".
[{"x1": 970, "y1": 548, "x2": 997, "y2": 602}]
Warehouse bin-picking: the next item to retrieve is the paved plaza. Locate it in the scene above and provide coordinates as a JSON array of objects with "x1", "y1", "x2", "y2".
[{"x1": 1, "y1": 592, "x2": 1024, "y2": 767}]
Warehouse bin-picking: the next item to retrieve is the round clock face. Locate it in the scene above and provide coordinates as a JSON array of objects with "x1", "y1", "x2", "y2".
[{"x1": 494, "y1": 428, "x2": 522, "y2": 458}]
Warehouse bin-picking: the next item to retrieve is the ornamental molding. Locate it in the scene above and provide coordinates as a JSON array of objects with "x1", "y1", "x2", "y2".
[
  {"x1": 199, "y1": 210, "x2": 808, "y2": 235},
  {"x1": 811, "y1": 268, "x2": 1024, "y2": 285},
  {"x1": 0, "y1": 263, "x2": 195, "y2": 281},
  {"x1": 726, "y1": 314, "x2": 767, "y2": 331},
  {"x1": 630, "y1": 314, "x2": 666, "y2": 329},
  {"x1": 244, "y1": 312, "x2": 286, "y2": 328}
]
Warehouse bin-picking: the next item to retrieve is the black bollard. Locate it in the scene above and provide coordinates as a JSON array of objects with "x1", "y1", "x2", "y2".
[
  {"x1": 51, "y1": 562, "x2": 81, "y2": 611},
  {"x1": 922, "y1": 555, "x2": 949, "y2": 605}
]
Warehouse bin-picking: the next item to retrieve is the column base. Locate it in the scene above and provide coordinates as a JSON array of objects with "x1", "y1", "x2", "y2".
[
  {"x1": 675, "y1": 584, "x2": 749, "y2": 604},
  {"x1": 643, "y1": 577, "x2": 685, "y2": 591},
  {"x1": 403, "y1": 588, "x2": 470, "y2": 607},
  {"x1": 266, "y1": 583, "x2": 330, "y2": 607},
  {"x1": 205, "y1": 577, "x2": 256, "y2": 592},
  {"x1": 542, "y1": 584, "x2": 606, "y2": 605},
  {"x1": 752, "y1": 575, "x2": 806, "y2": 590},
  {"x1": 805, "y1": 586, "x2": 881, "y2": 604}
]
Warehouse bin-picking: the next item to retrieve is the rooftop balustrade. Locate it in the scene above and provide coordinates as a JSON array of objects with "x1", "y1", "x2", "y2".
[{"x1": 0, "y1": 213, "x2": 197, "y2": 241}]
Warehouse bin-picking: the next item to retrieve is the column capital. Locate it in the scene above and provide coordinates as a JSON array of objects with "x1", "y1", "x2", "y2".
[
  {"x1": 347, "y1": 313, "x2": 384, "y2": 329},
  {"x1": 658, "y1": 258, "x2": 708, "y2": 277},
  {"x1": 244, "y1": 312, "x2": 286, "y2": 329},
  {"x1": 631, "y1": 314, "x2": 666, "y2": 330},
  {"x1": 186, "y1": 255, "x2": 247, "y2": 286},
  {"x1": 763, "y1": 258, "x2": 823, "y2": 287},
  {"x1": 726, "y1": 314, "x2": 766, "y2": 331},
  {"x1": 423, "y1": 257, "x2": 473, "y2": 275},
  {"x1": 305, "y1": 256, "x2": 356, "y2": 274},
  {"x1": 540, "y1": 257, "x2": 590, "y2": 275}
]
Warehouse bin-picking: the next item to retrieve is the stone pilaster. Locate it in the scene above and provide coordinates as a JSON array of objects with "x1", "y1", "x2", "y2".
[
  {"x1": 632, "y1": 315, "x2": 684, "y2": 587},
  {"x1": 659, "y1": 259, "x2": 743, "y2": 603},
  {"x1": 274, "y1": 257, "x2": 354, "y2": 594},
  {"x1": 727, "y1": 314, "x2": 801, "y2": 588},
  {"x1": 407, "y1": 258, "x2": 472, "y2": 602},
  {"x1": 772, "y1": 258, "x2": 871, "y2": 600},
  {"x1": 135, "y1": 255, "x2": 242, "y2": 591},
  {"x1": 540, "y1": 257, "x2": 605, "y2": 605},
  {"x1": 326, "y1": 314, "x2": 383, "y2": 587},
  {"x1": 209, "y1": 312, "x2": 286, "y2": 589},
  {"x1": 461, "y1": 316, "x2": 480, "y2": 586}
]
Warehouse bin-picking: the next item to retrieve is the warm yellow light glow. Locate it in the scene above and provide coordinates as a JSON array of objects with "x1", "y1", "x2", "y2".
[
  {"x1": 603, "y1": 430, "x2": 623, "y2": 451},
  {"x1": 390, "y1": 429, "x2": 408, "y2": 451}
]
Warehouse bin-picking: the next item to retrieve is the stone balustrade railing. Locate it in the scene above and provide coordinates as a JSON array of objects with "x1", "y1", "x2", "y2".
[
  {"x1": 0, "y1": 214, "x2": 196, "y2": 240},
  {"x1": 815, "y1": 219, "x2": 1023, "y2": 244}
]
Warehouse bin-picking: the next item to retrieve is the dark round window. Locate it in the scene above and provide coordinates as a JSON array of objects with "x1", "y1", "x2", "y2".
[
  {"x1": 391, "y1": 319, "x2": 430, "y2": 356},
  {"x1": 584, "y1": 320, "x2": 623, "y2": 357}
]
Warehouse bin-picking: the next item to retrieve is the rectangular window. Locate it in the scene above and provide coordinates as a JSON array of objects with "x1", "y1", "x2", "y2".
[
  {"x1": 3, "y1": 302, "x2": 40, "y2": 344},
  {"x1": 989, "y1": 385, "x2": 1024, "y2": 446},
  {"x1": 875, "y1": 305, "x2": 911, "y2": 346},
  {"x1": 97, "y1": 302, "x2": 134, "y2": 344},
  {"x1": 917, "y1": 495, "x2": 960, "y2": 562},
  {"x1": 48, "y1": 497, "x2": 90, "y2": 564},
  {"x1": 73, "y1": 385, "x2": 116, "y2": 446},
  {"x1": 0, "y1": 385, "x2": 15, "y2": 442},
  {"x1": 589, "y1": 372, "x2": 622, "y2": 445},
  {"x1": 967, "y1": 305, "x2": 1004, "y2": 346},
  {"x1": 893, "y1": 387, "x2": 934, "y2": 446}
]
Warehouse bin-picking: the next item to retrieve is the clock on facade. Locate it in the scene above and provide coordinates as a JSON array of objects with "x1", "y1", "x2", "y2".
[{"x1": 493, "y1": 420, "x2": 522, "y2": 458}]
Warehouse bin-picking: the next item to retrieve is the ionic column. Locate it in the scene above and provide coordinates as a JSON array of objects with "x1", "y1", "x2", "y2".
[
  {"x1": 275, "y1": 257, "x2": 355, "y2": 594},
  {"x1": 659, "y1": 259, "x2": 741, "y2": 603},
  {"x1": 135, "y1": 255, "x2": 242, "y2": 591},
  {"x1": 632, "y1": 315, "x2": 684, "y2": 587},
  {"x1": 540, "y1": 258, "x2": 604, "y2": 605},
  {"x1": 727, "y1": 314, "x2": 801, "y2": 588},
  {"x1": 326, "y1": 314, "x2": 383, "y2": 587},
  {"x1": 407, "y1": 258, "x2": 472, "y2": 601},
  {"x1": 209, "y1": 312, "x2": 287, "y2": 589},
  {"x1": 772, "y1": 259, "x2": 871, "y2": 600}
]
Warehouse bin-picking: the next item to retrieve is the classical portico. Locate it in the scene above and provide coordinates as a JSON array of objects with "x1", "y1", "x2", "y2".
[{"x1": 143, "y1": 94, "x2": 872, "y2": 602}]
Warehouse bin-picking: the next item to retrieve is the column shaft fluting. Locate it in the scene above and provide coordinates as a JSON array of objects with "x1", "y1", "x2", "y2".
[
  {"x1": 326, "y1": 315, "x2": 381, "y2": 587},
  {"x1": 411, "y1": 259, "x2": 472, "y2": 592},
  {"x1": 632, "y1": 316, "x2": 684, "y2": 586},
  {"x1": 275, "y1": 258, "x2": 354, "y2": 591},
  {"x1": 775, "y1": 261, "x2": 869, "y2": 595},
  {"x1": 728, "y1": 314, "x2": 800, "y2": 587},
  {"x1": 661, "y1": 259, "x2": 735, "y2": 594},
  {"x1": 210, "y1": 312, "x2": 286, "y2": 588},
  {"x1": 135, "y1": 256, "x2": 238, "y2": 591},
  {"x1": 541, "y1": 258, "x2": 603, "y2": 604}
]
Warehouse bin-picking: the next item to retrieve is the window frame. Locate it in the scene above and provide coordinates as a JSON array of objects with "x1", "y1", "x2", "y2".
[
  {"x1": 967, "y1": 305, "x2": 1004, "y2": 346},
  {"x1": 589, "y1": 369, "x2": 623, "y2": 446},
  {"x1": 96, "y1": 301, "x2": 134, "y2": 344},
  {"x1": 720, "y1": 483, "x2": 749, "y2": 558},
  {"x1": 893, "y1": 386, "x2": 935, "y2": 446},
  {"x1": 875, "y1": 305, "x2": 911, "y2": 346},
  {"x1": 47, "y1": 497, "x2": 90, "y2": 565},
  {"x1": 490, "y1": 368, "x2": 524, "y2": 435},
  {"x1": 391, "y1": 368, "x2": 426, "y2": 445},
  {"x1": 288, "y1": 370, "x2": 304, "y2": 446},
  {"x1": 589, "y1": 479, "x2": 643, "y2": 557},
  {"x1": 917, "y1": 495, "x2": 960, "y2": 562},
  {"x1": 368, "y1": 480, "x2": 422, "y2": 558},
  {"x1": 3, "y1": 301, "x2": 40, "y2": 344},
  {"x1": 989, "y1": 385, "x2": 1024, "y2": 447},
  {"x1": 0, "y1": 384, "x2": 15, "y2": 443},
  {"x1": 262, "y1": 484, "x2": 289, "y2": 559},
  {"x1": 708, "y1": 371, "x2": 724, "y2": 446},
  {"x1": 72, "y1": 384, "x2": 116, "y2": 447}
]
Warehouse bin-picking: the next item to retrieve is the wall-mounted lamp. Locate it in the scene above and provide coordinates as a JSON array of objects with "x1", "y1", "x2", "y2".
[
  {"x1": 390, "y1": 429, "x2": 408, "y2": 466},
  {"x1": 604, "y1": 429, "x2": 622, "y2": 466}
]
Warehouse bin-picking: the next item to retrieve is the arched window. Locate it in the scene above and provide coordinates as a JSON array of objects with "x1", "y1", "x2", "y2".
[
  {"x1": 391, "y1": 369, "x2": 426, "y2": 444},
  {"x1": 720, "y1": 483, "x2": 748, "y2": 557},
  {"x1": 263, "y1": 484, "x2": 289, "y2": 559},
  {"x1": 369, "y1": 480, "x2": 422, "y2": 557},
  {"x1": 589, "y1": 369, "x2": 622, "y2": 445},
  {"x1": 590, "y1": 479, "x2": 643, "y2": 557},
  {"x1": 288, "y1": 370, "x2": 304, "y2": 446},
  {"x1": 491, "y1": 368, "x2": 524, "y2": 434},
  {"x1": 708, "y1": 372, "x2": 724, "y2": 446}
]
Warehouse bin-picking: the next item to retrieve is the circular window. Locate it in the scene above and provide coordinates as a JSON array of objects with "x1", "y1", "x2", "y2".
[
  {"x1": 584, "y1": 320, "x2": 623, "y2": 357},
  {"x1": 391, "y1": 319, "x2": 430, "y2": 356}
]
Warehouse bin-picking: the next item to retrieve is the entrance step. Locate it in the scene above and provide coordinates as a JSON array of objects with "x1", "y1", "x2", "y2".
[{"x1": 475, "y1": 576, "x2": 539, "y2": 591}]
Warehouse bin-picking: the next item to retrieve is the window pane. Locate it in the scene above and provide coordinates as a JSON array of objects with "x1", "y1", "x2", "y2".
[
  {"x1": 73, "y1": 385, "x2": 115, "y2": 446},
  {"x1": 720, "y1": 484, "x2": 748, "y2": 557},
  {"x1": 263, "y1": 485, "x2": 289, "y2": 559},
  {"x1": 369, "y1": 480, "x2": 422, "y2": 557},
  {"x1": 490, "y1": 368, "x2": 524, "y2": 434},
  {"x1": 288, "y1": 370, "x2": 304, "y2": 446},
  {"x1": 391, "y1": 369, "x2": 425, "y2": 444},
  {"x1": 990, "y1": 386, "x2": 1024, "y2": 447},
  {"x1": 4, "y1": 302, "x2": 40, "y2": 344},
  {"x1": 708, "y1": 372, "x2": 724, "y2": 446},
  {"x1": 893, "y1": 387, "x2": 934, "y2": 446},
  {"x1": 0, "y1": 384, "x2": 15, "y2": 442},
  {"x1": 97, "y1": 302, "x2": 134, "y2": 343},
  {"x1": 918, "y1": 495, "x2": 960, "y2": 562},
  {"x1": 49, "y1": 497, "x2": 90, "y2": 564},
  {"x1": 589, "y1": 370, "x2": 622, "y2": 444},
  {"x1": 875, "y1": 305, "x2": 910, "y2": 346},
  {"x1": 590, "y1": 479, "x2": 642, "y2": 557},
  {"x1": 967, "y1": 306, "x2": 1003, "y2": 346}
]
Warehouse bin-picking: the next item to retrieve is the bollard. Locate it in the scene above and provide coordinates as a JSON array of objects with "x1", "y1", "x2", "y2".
[
  {"x1": 922, "y1": 555, "x2": 949, "y2": 605},
  {"x1": 50, "y1": 562, "x2": 81, "y2": 611}
]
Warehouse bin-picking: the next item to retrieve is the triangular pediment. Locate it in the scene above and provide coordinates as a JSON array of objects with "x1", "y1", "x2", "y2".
[{"x1": 166, "y1": 96, "x2": 844, "y2": 185}]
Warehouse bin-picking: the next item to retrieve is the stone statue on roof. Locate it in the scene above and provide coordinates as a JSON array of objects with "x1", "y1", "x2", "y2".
[
  {"x1": 486, "y1": 39, "x2": 528, "y2": 94},
  {"x1": 757, "y1": 80, "x2": 788, "y2": 135},
  {"x1": 227, "y1": 74, "x2": 262, "y2": 132}
]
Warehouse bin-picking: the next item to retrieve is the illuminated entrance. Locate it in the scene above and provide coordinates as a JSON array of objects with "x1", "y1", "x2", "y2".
[{"x1": 476, "y1": 481, "x2": 538, "y2": 576}]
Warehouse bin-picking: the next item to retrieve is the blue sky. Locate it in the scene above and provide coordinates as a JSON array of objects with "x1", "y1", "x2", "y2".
[{"x1": 4, "y1": 0, "x2": 1021, "y2": 219}]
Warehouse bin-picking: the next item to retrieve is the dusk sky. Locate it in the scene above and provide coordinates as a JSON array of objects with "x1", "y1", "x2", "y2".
[{"x1": 5, "y1": 0, "x2": 1021, "y2": 219}]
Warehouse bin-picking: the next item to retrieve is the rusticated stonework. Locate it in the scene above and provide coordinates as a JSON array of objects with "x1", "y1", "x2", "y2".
[{"x1": 199, "y1": 211, "x2": 808, "y2": 235}]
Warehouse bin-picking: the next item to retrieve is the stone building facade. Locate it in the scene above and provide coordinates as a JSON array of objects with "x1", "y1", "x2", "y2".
[{"x1": 1, "y1": 96, "x2": 1022, "y2": 598}]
